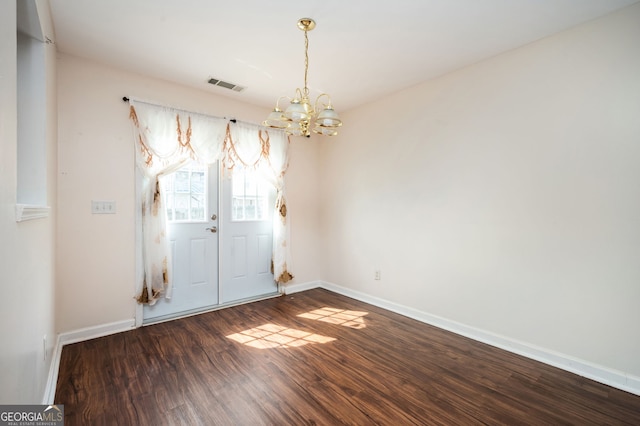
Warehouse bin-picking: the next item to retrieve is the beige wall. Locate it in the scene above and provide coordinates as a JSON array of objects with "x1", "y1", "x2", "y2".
[
  {"x1": 320, "y1": 4, "x2": 640, "y2": 376},
  {"x1": 55, "y1": 54, "x2": 321, "y2": 332},
  {"x1": 0, "y1": 1, "x2": 57, "y2": 403}
]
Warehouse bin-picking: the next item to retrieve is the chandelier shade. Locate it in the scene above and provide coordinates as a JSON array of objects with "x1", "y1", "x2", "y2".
[
  {"x1": 316, "y1": 106, "x2": 341, "y2": 127},
  {"x1": 263, "y1": 107, "x2": 289, "y2": 129},
  {"x1": 263, "y1": 18, "x2": 342, "y2": 138}
]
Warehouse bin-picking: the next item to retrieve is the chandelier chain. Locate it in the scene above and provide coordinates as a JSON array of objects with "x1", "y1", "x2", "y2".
[{"x1": 303, "y1": 29, "x2": 309, "y2": 96}]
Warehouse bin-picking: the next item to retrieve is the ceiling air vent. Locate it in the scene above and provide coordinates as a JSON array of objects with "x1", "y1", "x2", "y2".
[{"x1": 207, "y1": 77, "x2": 246, "y2": 93}]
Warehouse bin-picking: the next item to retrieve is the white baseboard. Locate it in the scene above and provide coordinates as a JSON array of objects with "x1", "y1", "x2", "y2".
[
  {"x1": 285, "y1": 280, "x2": 640, "y2": 397},
  {"x1": 42, "y1": 334, "x2": 62, "y2": 405},
  {"x1": 57, "y1": 319, "x2": 136, "y2": 346},
  {"x1": 282, "y1": 280, "x2": 323, "y2": 295},
  {"x1": 42, "y1": 319, "x2": 136, "y2": 404}
]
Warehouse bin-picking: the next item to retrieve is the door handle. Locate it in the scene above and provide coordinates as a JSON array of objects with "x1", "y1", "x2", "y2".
[{"x1": 205, "y1": 226, "x2": 217, "y2": 233}]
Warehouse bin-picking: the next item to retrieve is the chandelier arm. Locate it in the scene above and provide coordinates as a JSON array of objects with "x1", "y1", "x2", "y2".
[{"x1": 314, "y1": 93, "x2": 333, "y2": 113}]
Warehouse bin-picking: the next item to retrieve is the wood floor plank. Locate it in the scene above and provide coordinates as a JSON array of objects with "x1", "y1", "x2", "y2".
[{"x1": 55, "y1": 288, "x2": 640, "y2": 425}]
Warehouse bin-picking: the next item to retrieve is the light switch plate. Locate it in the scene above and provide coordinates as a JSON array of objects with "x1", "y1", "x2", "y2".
[{"x1": 91, "y1": 200, "x2": 116, "y2": 214}]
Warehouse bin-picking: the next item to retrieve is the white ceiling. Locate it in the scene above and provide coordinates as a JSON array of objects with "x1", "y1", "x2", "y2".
[{"x1": 47, "y1": 0, "x2": 638, "y2": 113}]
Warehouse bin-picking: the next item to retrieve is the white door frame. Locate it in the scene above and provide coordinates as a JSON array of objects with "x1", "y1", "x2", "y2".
[{"x1": 134, "y1": 167, "x2": 144, "y2": 327}]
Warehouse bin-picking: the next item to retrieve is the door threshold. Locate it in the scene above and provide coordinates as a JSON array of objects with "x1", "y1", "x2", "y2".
[{"x1": 142, "y1": 291, "x2": 282, "y2": 326}]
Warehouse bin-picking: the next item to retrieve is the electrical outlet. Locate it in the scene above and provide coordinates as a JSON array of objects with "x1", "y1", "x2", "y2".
[{"x1": 374, "y1": 270, "x2": 381, "y2": 280}]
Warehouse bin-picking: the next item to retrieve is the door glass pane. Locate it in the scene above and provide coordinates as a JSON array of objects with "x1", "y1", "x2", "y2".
[
  {"x1": 231, "y1": 165, "x2": 269, "y2": 222},
  {"x1": 162, "y1": 163, "x2": 207, "y2": 222}
]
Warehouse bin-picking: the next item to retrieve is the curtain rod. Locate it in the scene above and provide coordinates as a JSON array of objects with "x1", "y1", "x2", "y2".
[{"x1": 122, "y1": 96, "x2": 238, "y2": 124}]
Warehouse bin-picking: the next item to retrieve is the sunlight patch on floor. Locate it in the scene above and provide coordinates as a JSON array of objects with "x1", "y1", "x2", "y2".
[
  {"x1": 297, "y1": 307, "x2": 369, "y2": 329},
  {"x1": 226, "y1": 323, "x2": 335, "y2": 349}
]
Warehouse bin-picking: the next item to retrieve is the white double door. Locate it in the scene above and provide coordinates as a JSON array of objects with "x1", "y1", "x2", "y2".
[{"x1": 143, "y1": 162, "x2": 277, "y2": 322}]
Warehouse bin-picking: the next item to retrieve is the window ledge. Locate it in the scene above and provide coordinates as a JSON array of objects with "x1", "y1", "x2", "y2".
[{"x1": 16, "y1": 204, "x2": 50, "y2": 222}]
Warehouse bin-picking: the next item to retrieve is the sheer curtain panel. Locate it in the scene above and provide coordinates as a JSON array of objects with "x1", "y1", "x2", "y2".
[{"x1": 129, "y1": 99, "x2": 293, "y2": 304}]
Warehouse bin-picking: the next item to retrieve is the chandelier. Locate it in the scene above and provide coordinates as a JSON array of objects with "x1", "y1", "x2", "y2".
[{"x1": 263, "y1": 18, "x2": 342, "y2": 137}]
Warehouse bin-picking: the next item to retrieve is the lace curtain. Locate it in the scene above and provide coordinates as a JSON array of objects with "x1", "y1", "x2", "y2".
[{"x1": 129, "y1": 100, "x2": 292, "y2": 305}]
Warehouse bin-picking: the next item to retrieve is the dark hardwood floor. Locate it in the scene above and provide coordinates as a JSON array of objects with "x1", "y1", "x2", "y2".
[{"x1": 55, "y1": 288, "x2": 640, "y2": 425}]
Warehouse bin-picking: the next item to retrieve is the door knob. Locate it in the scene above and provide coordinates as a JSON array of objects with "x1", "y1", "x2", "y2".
[
  {"x1": 205, "y1": 226, "x2": 217, "y2": 233},
  {"x1": 210, "y1": 214, "x2": 217, "y2": 220}
]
